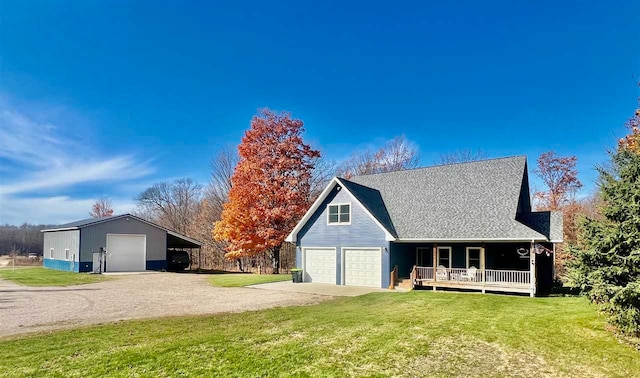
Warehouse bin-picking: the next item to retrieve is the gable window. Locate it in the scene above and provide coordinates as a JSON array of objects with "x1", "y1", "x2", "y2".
[
  {"x1": 437, "y1": 246, "x2": 452, "y2": 268},
  {"x1": 466, "y1": 247, "x2": 481, "y2": 269},
  {"x1": 327, "y1": 203, "x2": 350, "y2": 225},
  {"x1": 65, "y1": 249, "x2": 70, "y2": 260}
]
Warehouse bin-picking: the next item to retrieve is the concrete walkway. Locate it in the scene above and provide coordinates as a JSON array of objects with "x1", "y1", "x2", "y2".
[{"x1": 249, "y1": 281, "x2": 390, "y2": 296}]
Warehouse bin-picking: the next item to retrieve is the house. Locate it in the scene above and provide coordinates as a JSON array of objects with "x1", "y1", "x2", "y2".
[
  {"x1": 41, "y1": 214, "x2": 201, "y2": 273},
  {"x1": 286, "y1": 156, "x2": 562, "y2": 296}
]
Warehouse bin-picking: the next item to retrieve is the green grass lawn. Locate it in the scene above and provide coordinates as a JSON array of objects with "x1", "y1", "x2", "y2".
[
  {"x1": 0, "y1": 267, "x2": 111, "y2": 286},
  {"x1": 1, "y1": 292, "x2": 639, "y2": 377},
  {"x1": 208, "y1": 272, "x2": 291, "y2": 287}
]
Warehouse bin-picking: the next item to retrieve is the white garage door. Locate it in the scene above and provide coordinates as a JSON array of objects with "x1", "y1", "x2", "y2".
[
  {"x1": 344, "y1": 248, "x2": 382, "y2": 288},
  {"x1": 106, "y1": 234, "x2": 146, "y2": 272},
  {"x1": 303, "y1": 248, "x2": 336, "y2": 284}
]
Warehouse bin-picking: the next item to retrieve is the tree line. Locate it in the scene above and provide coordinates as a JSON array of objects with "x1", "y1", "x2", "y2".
[{"x1": 0, "y1": 224, "x2": 54, "y2": 255}]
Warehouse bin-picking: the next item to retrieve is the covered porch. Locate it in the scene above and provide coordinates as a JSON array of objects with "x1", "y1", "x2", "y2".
[
  {"x1": 411, "y1": 266, "x2": 532, "y2": 294},
  {"x1": 390, "y1": 241, "x2": 554, "y2": 296}
]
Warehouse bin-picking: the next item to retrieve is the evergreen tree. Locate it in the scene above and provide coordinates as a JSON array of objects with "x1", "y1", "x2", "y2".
[{"x1": 569, "y1": 149, "x2": 640, "y2": 335}]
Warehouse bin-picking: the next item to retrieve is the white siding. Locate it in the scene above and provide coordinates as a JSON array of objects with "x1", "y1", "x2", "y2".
[{"x1": 43, "y1": 230, "x2": 80, "y2": 262}]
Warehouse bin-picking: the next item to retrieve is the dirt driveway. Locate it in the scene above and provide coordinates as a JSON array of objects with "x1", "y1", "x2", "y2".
[{"x1": 0, "y1": 273, "x2": 328, "y2": 338}]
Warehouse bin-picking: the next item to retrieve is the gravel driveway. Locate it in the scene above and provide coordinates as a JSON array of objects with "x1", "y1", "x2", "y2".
[{"x1": 0, "y1": 273, "x2": 328, "y2": 338}]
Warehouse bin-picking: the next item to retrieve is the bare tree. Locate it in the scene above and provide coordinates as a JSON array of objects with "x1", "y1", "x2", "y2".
[
  {"x1": 135, "y1": 178, "x2": 202, "y2": 234},
  {"x1": 378, "y1": 136, "x2": 421, "y2": 172},
  {"x1": 309, "y1": 156, "x2": 337, "y2": 200},
  {"x1": 208, "y1": 145, "x2": 238, "y2": 210},
  {"x1": 89, "y1": 197, "x2": 114, "y2": 218},
  {"x1": 438, "y1": 149, "x2": 488, "y2": 165},
  {"x1": 337, "y1": 135, "x2": 419, "y2": 179},
  {"x1": 185, "y1": 147, "x2": 239, "y2": 270},
  {"x1": 0, "y1": 223, "x2": 51, "y2": 255}
]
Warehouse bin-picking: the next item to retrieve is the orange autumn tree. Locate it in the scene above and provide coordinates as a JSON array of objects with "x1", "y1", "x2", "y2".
[
  {"x1": 90, "y1": 197, "x2": 114, "y2": 218},
  {"x1": 533, "y1": 151, "x2": 583, "y2": 280},
  {"x1": 618, "y1": 82, "x2": 640, "y2": 153},
  {"x1": 214, "y1": 109, "x2": 320, "y2": 273},
  {"x1": 534, "y1": 151, "x2": 582, "y2": 210}
]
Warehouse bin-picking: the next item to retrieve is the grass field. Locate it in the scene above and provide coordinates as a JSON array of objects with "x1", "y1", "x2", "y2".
[
  {"x1": 0, "y1": 267, "x2": 111, "y2": 286},
  {"x1": 208, "y1": 272, "x2": 291, "y2": 287},
  {"x1": 1, "y1": 291, "x2": 638, "y2": 377}
]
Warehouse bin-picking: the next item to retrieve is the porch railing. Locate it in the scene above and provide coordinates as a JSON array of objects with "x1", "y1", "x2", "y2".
[
  {"x1": 485, "y1": 269, "x2": 530, "y2": 285},
  {"x1": 412, "y1": 266, "x2": 530, "y2": 286},
  {"x1": 415, "y1": 266, "x2": 434, "y2": 281}
]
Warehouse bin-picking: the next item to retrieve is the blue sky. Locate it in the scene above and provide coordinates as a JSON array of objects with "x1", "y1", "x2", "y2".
[{"x1": 1, "y1": 0, "x2": 638, "y2": 225}]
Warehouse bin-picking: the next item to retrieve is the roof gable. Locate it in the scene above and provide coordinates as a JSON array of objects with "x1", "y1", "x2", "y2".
[{"x1": 286, "y1": 178, "x2": 396, "y2": 242}]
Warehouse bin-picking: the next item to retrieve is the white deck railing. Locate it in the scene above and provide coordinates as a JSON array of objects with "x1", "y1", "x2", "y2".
[
  {"x1": 485, "y1": 269, "x2": 530, "y2": 285},
  {"x1": 415, "y1": 266, "x2": 434, "y2": 280},
  {"x1": 412, "y1": 266, "x2": 530, "y2": 286}
]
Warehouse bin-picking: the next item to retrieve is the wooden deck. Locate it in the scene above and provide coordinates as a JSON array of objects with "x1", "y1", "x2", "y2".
[{"x1": 411, "y1": 266, "x2": 533, "y2": 295}]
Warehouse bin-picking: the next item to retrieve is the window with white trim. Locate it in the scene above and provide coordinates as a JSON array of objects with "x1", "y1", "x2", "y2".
[
  {"x1": 327, "y1": 203, "x2": 350, "y2": 224},
  {"x1": 437, "y1": 246, "x2": 452, "y2": 268},
  {"x1": 49, "y1": 248, "x2": 54, "y2": 259},
  {"x1": 65, "y1": 249, "x2": 70, "y2": 260},
  {"x1": 466, "y1": 247, "x2": 481, "y2": 269}
]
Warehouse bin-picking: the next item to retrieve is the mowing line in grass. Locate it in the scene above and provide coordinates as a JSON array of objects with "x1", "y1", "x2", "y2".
[{"x1": 0, "y1": 267, "x2": 111, "y2": 286}]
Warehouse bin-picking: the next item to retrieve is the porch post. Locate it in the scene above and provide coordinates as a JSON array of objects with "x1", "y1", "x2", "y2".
[
  {"x1": 432, "y1": 244, "x2": 437, "y2": 291},
  {"x1": 529, "y1": 240, "x2": 536, "y2": 297},
  {"x1": 481, "y1": 244, "x2": 486, "y2": 294},
  {"x1": 552, "y1": 243, "x2": 556, "y2": 281}
]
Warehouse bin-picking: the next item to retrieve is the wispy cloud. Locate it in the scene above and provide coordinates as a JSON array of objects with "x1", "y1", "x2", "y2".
[
  {"x1": 0, "y1": 196, "x2": 137, "y2": 225},
  {"x1": 0, "y1": 109, "x2": 64, "y2": 167},
  {"x1": 0, "y1": 96, "x2": 155, "y2": 224},
  {"x1": 1, "y1": 156, "x2": 153, "y2": 195}
]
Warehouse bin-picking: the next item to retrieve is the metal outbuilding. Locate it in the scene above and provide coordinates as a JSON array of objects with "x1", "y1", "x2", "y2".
[{"x1": 41, "y1": 214, "x2": 201, "y2": 273}]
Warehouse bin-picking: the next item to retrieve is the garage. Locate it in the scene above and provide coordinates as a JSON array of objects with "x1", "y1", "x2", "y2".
[
  {"x1": 42, "y1": 214, "x2": 201, "y2": 273},
  {"x1": 106, "y1": 234, "x2": 146, "y2": 272},
  {"x1": 343, "y1": 248, "x2": 382, "y2": 288},
  {"x1": 303, "y1": 248, "x2": 336, "y2": 284}
]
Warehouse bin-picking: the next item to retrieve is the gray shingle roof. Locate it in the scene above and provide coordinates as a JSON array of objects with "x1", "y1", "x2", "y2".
[
  {"x1": 337, "y1": 178, "x2": 398, "y2": 237},
  {"x1": 517, "y1": 211, "x2": 564, "y2": 242},
  {"x1": 348, "y1": 156, "x2": 555, "y2": 241}
]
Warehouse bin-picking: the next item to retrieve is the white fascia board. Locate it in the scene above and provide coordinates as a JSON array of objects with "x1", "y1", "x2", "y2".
[
  {"x1": 396, "y1": 237, "x2": 548, "y2": 243},
  {"x1": 40, "y1": 227, "x2": 79, "y2": 232},
  {"x1": 286, "y1": 178, "x2": 341, "y2": 243},
  {"x1": 286, "y1": 177, "x2": 397, "y2": 243}
]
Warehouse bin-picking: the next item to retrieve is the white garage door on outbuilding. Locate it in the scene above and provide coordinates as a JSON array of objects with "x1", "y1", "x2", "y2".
[
  {"x1": 303, "y1": 248, "x2": 336, "y2": 284},
  {"x1": 106, "y1": 234, "x2": 146, "y2": 272},
  {"x1": 343, "y1": 248, "x2": 382, "y2": 288}
]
